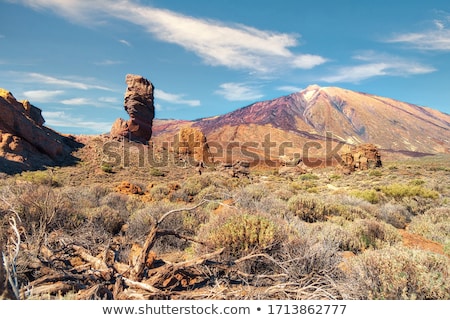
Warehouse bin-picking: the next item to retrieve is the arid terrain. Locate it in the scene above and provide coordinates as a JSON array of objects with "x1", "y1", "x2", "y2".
[{"x1": 0, "y1": 78, "x2": 449, "y2": 300}]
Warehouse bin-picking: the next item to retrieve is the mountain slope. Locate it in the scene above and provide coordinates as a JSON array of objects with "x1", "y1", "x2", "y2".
[{"x1": 151, "y1": 85, "x2": 450, "y2": 165}]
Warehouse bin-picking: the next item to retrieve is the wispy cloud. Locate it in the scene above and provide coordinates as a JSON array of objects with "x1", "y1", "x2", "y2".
[
  {"x1": 386, "y1": 17, "x2": 450, "y2": 51},
  {"x1": 215, "y1": 82, "x2": 264, "y2": 101},
  {"x1": 22, "y1": 89, "x2": 64, "y2": 102},
  {"x1": 118, "y1": 39, "x2": 131, "y2": 47},
  {"x1": 60, "y1": 97, "x2": 93, "y2": 105},
  {"x1": 94, "y1": 59, "x2": 123, "y2": 66},
  {"x1": 42, "y1": 110, "x2": 112, "y2": 134},
  {"x1": 14, "y1": 72, "x2": 114, "y2": 91},
  {"x1": 277, "y1": 86, "x2": 303, "y2": 93},
  {"x1": 12, "y1": 0, "x2": 327, "y2": 74},
  {"x1": 320, "y1": 51, "x2": 435, "y2": 83},
  {"x1": 155, "y1": 89, "x2": 200, "y2": 107}
]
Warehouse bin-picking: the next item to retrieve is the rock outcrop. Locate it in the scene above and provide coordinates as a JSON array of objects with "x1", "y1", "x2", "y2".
[
  {"x1": 110, "y1": 74, "x2": 155, "y2": 144},
  {"x1": 339, "y1": 143, "x2": 382, "y2": 173},
  {"x1": 0, "y1": 89, "x2": 82, "y2": 174},
  {"x1": 173, "y1": 127, "x2": 212, "y2": 164}
]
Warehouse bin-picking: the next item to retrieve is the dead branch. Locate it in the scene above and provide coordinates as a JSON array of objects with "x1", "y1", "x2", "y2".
[
  {"x1": 146, "y1": 247, "x2": 224, "y2": 286},
  {"x1": 130, "y1": 200, "x2": 208, "y2": 281}
]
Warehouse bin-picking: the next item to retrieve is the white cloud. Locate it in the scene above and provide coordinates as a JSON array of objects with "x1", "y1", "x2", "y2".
[
  {"x1": 94, "y1": 59, "x2": 123, "y2": 66},
  {"x1": 22, "y1": 89, "x2": 64, "y2": 102},
  {"x1": 22, "y1": 72, "x2": 113, "y2": 91},
  {"x1": 215, "y1": 82, "x2": 264, "y2": 101},
  {"x1": 12, "y1": 0, "x2": 327, "y2": 74},
  {"x1": 60, "y1": 97, "x2": 92, "y2": 105},
  {"x1": 98, "y1": 96, "x2": 120, "y2": 104},
  {"x1": 42, "y1": 110, "x2": 112, "y2": 134},
  {"x1": 154, "y1": 89, "x2": 200, "y2": 107},
  {"x1": 277, "y1": 86, "x2": 303, "y2": 93},
  {"x1": 118, "y1": 39, "x2": 131, "y2": 47},
  {"x1": 386, "y1": 17, "x2": 450, "y2": 51},
  {"x1": 321, "y1": 51, "x2": 435, "y2": 83}
]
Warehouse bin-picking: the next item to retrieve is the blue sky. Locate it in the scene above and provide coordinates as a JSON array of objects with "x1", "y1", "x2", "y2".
[{"x1": 1, "y1": 0, "x2": 450, "y2": 135}]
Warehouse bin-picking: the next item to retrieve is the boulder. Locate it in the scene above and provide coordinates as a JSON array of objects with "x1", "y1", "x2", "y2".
[{"x1": 110, "y1": 74, "x2": 155, "y2": 143}]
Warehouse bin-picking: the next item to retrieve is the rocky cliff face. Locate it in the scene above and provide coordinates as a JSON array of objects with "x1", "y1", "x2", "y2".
[
  {"x1": 0, "y1": 89, "x2": 81, "y2": 174},
  {"x1": 110, "y1": 74, "x2": 155, "y2": 144}
]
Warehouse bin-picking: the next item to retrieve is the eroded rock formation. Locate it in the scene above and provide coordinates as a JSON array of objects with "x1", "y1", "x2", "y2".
[
  {"x1": 0, "y1": 89, "x2": 82, "y2": 174},
  {"x1": 110, "y1": 74, "x2": 155, "y2": 143},
  {"x1": 173, "y1": 127, "x2": 212, "y2": 164},
  {"x1": 339, "y1": 143, "x2": 382, "y2": 173}
]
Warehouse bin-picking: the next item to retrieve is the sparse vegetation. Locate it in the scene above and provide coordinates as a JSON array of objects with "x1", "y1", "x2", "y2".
[{"x1": 0, "y1": 138, "x2": 449, "y2": 300}]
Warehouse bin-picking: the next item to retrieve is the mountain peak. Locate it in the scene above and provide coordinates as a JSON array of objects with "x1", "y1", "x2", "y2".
[{"x1": 303, "y1": 84, "x2": 322, "y2": 92}]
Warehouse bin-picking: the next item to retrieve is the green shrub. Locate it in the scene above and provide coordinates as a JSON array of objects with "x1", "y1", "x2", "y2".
[
  {"x1": 197, "y1": 209, "x2": 286, "y2": 259},
  {"x1": 100, "y1": 164, "x2": 113, "y2": 173},
  {"x1": 380, "y1": 183, "x2": 439, "y2": 199},
  {"x1": 349, "y1": 189, "x2": 380, "y2": 204},
  {"x1": 287, "y1": 194, "x2": 329, "y2": 222},
  {"x1": 149, "y1": 168, "x2": 165, "y2": 177}
]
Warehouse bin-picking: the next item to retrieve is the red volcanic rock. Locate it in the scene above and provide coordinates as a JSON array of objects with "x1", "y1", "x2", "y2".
[
  {"x1": 110, "y1": 74, "x2": 155, "y2": 143},
  {"x1": 0, "y1": 89, "x2": 82, "y2": 174}
]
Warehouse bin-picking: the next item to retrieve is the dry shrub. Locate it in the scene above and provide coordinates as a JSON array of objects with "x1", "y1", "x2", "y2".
[
  {"x1": 377, "y1": 202, "x2": 411, "y2": 229},
  {"x1": 197, "y1": 208, "x2": 287, "y2": 260},
  {"x1": 408, "y1": 207, "x2": 450, "y2": 249},
  {"x1": 287, "y1": 194, "x2": 364, "y2": 222},
  {"x1": 312, "y1": 218, "x2": 401, "y2": 253},
  {"x1": 88, "y1": 205, "x2": 124, "y2": 235},
  {"x1": 344, "y1": 246, "x2": 450, "y2": 299},
  {"x1": 346, "y1": 219, "x2": 401, "y2": 252}
]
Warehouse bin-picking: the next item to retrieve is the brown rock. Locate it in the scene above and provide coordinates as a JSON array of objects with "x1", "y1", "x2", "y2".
[
  {"x1": 110, "y1": 74, "x2": 155, "y2": 143},
  {"x1": 0, "y1": 88, "x2": 82, "y2": 174},
  {"x1": 173, "y1": 126, "x2": 212, "y2": 163},
  {"x1": 339, "y1": 143, "x2": 382, "y2": 172}
]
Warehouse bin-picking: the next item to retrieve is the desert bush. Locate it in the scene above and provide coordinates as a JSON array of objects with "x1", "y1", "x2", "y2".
[
  {"x1": 311, "y1": 217, "x2": 400, "y2": 253},
  {"x1": 349, "y1": 189, "x2": 380, "y2": 204},
  {"x1": 377, "y1": 202, "x2": 411, "y2": 229},
  {"x1": 368, "y1": 169, "x2": 382, "y2": 177},
  {"x1": 197, "y1": 209, "x2": 287, "y2": 260},
  {"x1": 344, "y1": 246, "x2": 450, "y2": 299},
  {"x1": 287, "y1": 194, "x2": 328, "y2": 222},
  {"x1": 18, "y1": 170, "x2": 59, "y2": 186},
  {"x1": 88, "y1": 205, "x2": 124, "y2": 235},
  {"x1": 380, "y1": 183, "x2": 439, "y2": 200},
  {"x1": 346, "y1": 219, "x2": 401, "y2": 252},
  {"x1": 287, "y1": 194, "x2": 354, "y2": 222},
  {"x1": 234, "y1": 183, "x2": 269, "y2": 212},
  {"x1": 408, "y1": 207, "x2": 450, "y2": 249}
]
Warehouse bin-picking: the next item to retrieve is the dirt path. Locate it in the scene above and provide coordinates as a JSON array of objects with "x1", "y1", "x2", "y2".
[{"x1": 399, "y1": 229, "x2": 447, "y2": 256}]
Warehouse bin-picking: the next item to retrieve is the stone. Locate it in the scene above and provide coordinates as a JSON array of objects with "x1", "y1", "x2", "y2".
[
  {"x1": 339, "y1": 143, "x2": 382, "y2": 172},
  {"x1": 110, "y1": 74, "x2": 155, "y2": 143}
]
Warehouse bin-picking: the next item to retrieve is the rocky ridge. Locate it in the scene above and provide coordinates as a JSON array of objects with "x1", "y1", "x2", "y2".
[{"x1": 0, "y1": 89, "x2": 81, "y2": 174}]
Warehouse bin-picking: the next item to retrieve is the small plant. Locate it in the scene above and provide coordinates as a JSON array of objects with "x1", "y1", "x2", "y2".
[
  {"x1": 198, "y1": 209, "x2": 286, "y2": 259},
  {"x1": 368, "y1": 169, "x2": 382, "y2": 177},
  {"x1": 149, "y1": 168, "x2": 165, "y2": 177},
  {"x1": 349, "y1": 189, "x2": 380, "y2": 204},
  {"x1": 100, "y1": 164, "x2": 113, "y2": 173}
]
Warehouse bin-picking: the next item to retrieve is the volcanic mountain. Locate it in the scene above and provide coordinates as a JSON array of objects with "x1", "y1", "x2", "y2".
[{"x1": 152, "y1": 85, "x2": 450, "y2": 162}]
